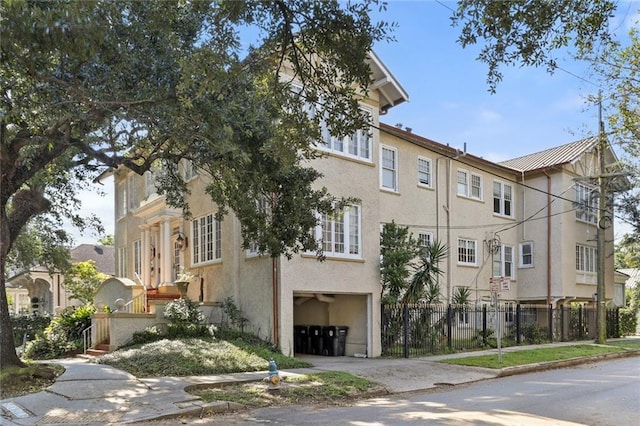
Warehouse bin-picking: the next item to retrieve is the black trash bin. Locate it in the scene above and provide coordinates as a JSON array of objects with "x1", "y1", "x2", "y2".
[
  {"x1": 293, "y1": 325, "x2": 309, "y2": 354},
  {"x1": 309, "y1": 325, "x2": 324, "y2": 355},
  {"x1": 324, "y1": 326, "x2": 348, "y2": 356}
]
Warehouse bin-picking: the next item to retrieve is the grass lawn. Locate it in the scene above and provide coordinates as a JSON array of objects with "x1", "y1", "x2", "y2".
[
  {"x1": 439, "y1": 342, "x2": 638, "y2": 369},
  {"x1": 191, "y1": 371, "x2": 382, "y2": 407}
]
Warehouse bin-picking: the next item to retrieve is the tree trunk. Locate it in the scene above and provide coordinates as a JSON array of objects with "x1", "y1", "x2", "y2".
[{"x1": 0, "y1": 217, "x2": 24, "y2": 368}]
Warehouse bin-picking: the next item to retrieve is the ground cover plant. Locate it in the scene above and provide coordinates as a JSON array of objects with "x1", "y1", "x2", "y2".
[
  {"x1": 190, "y1": 371, "x2": 383, "y2": 408},
  {"x1": 0, "y1": 363, "x2": 64, "y2": 399}
]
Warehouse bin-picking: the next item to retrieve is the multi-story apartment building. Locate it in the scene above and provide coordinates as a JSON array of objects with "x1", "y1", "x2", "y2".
[{"x1": 104, "y1": 52, "x2": 619, "y2": 357}]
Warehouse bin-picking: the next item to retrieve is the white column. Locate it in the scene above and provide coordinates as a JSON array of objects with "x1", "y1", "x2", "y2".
[
  {"x1": 141, "y1": 227, "x2": 150, "y2": 287},
  {"x1": 162, "y1": 219, "x2": 172, "y2": 285}
]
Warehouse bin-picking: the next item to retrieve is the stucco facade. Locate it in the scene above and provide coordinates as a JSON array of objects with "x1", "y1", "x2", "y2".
[{"x1": 108, "y1": 54, "x2": 619, "y2": 357}]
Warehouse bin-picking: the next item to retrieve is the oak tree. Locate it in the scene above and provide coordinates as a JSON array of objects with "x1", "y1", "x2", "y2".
[{"x1": 1, "y1": 0, "x2": 392, "y2": 367}]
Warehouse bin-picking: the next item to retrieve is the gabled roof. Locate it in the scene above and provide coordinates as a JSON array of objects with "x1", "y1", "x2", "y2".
[
  {"x1": 367, "y1": 51, "x2": 409, "y2": 113},
  {"x1": 71, "y1": 244, "x2": 116, "y2": 276},
  {"x1": 499, "y1": 137, "x2": 599, "y2": 172},
  {"x1": 618, "y1": 268, "x2": 640, "y2": 288}
]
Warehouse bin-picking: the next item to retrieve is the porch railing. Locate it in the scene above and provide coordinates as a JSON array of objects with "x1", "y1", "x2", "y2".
[
  {"x1": 83, "y1": 316, "x2": 109, "y2": 354},
  {"x1": 120, "y1": 292, "x2": 147, "y2": 314}
]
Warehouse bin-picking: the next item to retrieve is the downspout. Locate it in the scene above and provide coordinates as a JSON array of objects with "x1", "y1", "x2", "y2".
[
  {"x1": 543, "y1": 170, "x2": 552, "y2": 305},
  {"x1": 446, "y1": 158, "x2": 452, "y2": 303},
  {"x1": 521, "y1": 171, "x2": 526, "y2": 239},
  {"x1": 272, "y1": 257, "x2": 279, "y2": 347}
]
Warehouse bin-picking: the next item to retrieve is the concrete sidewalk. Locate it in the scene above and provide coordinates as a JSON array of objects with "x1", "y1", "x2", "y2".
[{"x1": 1, "y1": 340, "x2": 637, "y2": 425}]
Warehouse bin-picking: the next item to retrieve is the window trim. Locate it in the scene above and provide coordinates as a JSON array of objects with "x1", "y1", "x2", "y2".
[
  {"x1": 417, "y1": 156, "x2": 433, "y2": 188},
  {"x1": 117, "y1": 246, "x2": 127, "y2": 277},
  {"x1": 192, "y1": 213, "x2": 222, "y2": 266},
  {"x1": 457, "y1": 237, "x2": 478, "y2": 266},
  {"x1": 575, "y1": 182, "x2": 598, "y2": 224},
  {"x1": 380, "y1": 145, "x2": 398, "y2": 192},
  {"x1": 576, "y1": 244, "x2": 597, "y2": 273},
  {"x1": 519, "y1": 241, "x2": 534, "y2": 268},
  {"x1": 133, "y1": 240, "x2": 142, "y2": 277},
  {"x1": 457, "y1": 168, "x2": 483, "y2": 200},
  {"x1": 417, "y1": 231, "x2": 433, "y2": 257},
  {"x1": 493, "y1": 180, "x2": 513, "y2": 218},
  {"x1": 314, "y1": 204, "x2": 362, "y2": 259},
  {"x1": 493, "y1": 244, "x2": 515, "y2": 279}
]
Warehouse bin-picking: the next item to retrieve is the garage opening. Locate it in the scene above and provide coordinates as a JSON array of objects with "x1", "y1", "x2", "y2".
[{"x1": 292, "y1": 292, "x2": 368, "y2": 357}]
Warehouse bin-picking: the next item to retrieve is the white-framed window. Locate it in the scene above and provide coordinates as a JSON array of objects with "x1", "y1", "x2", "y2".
[
  {"x1": 192, "y1": 213, "x2": 222, "y2": 265},
  {"x1": 117, "y1": 181, "x2": 127, "y2": 219},
  {"x1": 315, "y1": 205, "x2": 362, "y2": 259},
  {"x1": 417, "y1": 156, "x2": 433, "y2": 188},
  {"x1": 117, "y1": 246, "x2": 127, "y2": 276},
  {"x1": 457, "y1": 169, "x2": 482, "y2": 200},
  {"x1": 519, "y1": 241, "x2": 534, "y2": 268},
  {"x1": 299, "y1": 87, "x2": 372, "y2": 162},
  {"x1": 576, "y1": 244, "x2": 597, "y2": 273},
  {"x1": 133, "y1": 240, "x2": 142, "y2": 277},
  {"x1": 575, "y1": 182, "x2": 597, "y2": 224},
  {"x1": 183, "y1": 159, "x2": 198, "y2": 181},
  {"x1": 247, "y1": 198, "x2": 272, "y2": 257},
  {"x1": 457, "y1": 238, "x2": 477, "y2": 266},
  {"x1": 380, "y1": 145, "x2": 398, "y2": 191},
  {"x1": 493, "y1": 181, "x2": 513, "y2": 217},
  {"x1": 127, "y1": 174, "x2": 138, "y2": 211},
  {"x1": 144, "y1": 162, "x2": 161, "y2": 198},
  {"x1": 172, "y1": 240, "x2": 181, "y2": 281},
  {"x1": 417, "y1": 231, "x2": 433, "y2": 257},
  {"x1": 457, "y1": 306, "x2": 470, "y2": 326},
  {"x1": 493, "y1": 245, "x2": 515, "y2": 278}
]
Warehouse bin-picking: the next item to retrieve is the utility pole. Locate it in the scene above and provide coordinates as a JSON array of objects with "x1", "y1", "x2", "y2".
[{"x1": 596, "y1": 93, "x2": 607, "y2": 344}]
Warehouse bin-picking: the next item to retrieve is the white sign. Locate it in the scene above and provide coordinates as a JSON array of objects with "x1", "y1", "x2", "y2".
[{"x1": 501, "y1": 277, "x2": 511, "y2": 292}]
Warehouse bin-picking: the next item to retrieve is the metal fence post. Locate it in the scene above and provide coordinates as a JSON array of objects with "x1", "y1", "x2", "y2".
[
  {"x1": 547, "y1": 304, "x2": 553, "y2": 342},
  {"x1": 516, "y1": 304, "x2": 521, "y2": 344},
  {"x1": 482, "y1": 304, "x2": 487, "y2": 346},
  {"x1": 446, "y1": 304, "x2": 453, "y2": 349},
  {"x1": 402, "y1": 303, "x2": 409, "y2": 359}
]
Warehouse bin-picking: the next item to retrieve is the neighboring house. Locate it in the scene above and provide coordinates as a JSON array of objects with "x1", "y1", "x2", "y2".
[
  {"x1": 618, "y1": 268, "x2": 640, "y2": 334},
  {"x1": 105, "y1": 52, "x2": 620, "y2": 357},
  {"x1": 6, "y1": 244, "x2": 115, "y2": 315}
]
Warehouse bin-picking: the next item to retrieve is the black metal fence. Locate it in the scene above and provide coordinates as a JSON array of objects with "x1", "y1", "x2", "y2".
[{"x1": 381, "y1": 303, "x2": 621, "y2": 358}]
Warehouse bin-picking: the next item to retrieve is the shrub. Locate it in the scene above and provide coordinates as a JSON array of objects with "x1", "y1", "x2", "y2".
[
  {"x1": 10, "y1": 313, "x2": 52, "y2": 346},
  {"x1": 164, "y1": 298, "x2": 205, "y2": 325},
  {"x1": 163, "y1": 297, "x2": 212, "y2": 338},
  {"x1": 619, "y1": 307, "x2": 638, "y2": 337},
  {"x1": 22, "y1": 305, "x2": 96, "y2": 360}
]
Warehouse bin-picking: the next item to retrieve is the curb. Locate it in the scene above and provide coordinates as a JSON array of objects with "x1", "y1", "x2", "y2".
[{"x1": 497, "y1": 349, "x2": 640, "y2": 377}]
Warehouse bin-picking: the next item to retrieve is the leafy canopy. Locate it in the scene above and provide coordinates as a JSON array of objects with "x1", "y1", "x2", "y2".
[{"x1": 0, "y1": 0, "x2": 393, "y2": 367}]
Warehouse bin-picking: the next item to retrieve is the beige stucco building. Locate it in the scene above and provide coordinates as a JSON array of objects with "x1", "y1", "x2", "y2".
[
  {"x1": 105, "y1": 53, "x2": 619, "y2": 357},
  {"x1": 6, "y1": 244, "x2": 115, "y2": 315}
]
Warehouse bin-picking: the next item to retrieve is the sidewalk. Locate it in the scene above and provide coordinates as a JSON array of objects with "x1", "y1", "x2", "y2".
[{"x1": 1, "y1": 340, "x2": 637, "y2": 425}]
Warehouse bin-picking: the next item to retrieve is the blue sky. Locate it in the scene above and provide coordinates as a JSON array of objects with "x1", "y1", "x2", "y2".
[
  {"x1": 371, "y1": 1, "x2": 638, "y2": 162},
  {"x1": 72, "y1": 1, "x2": 638, "y2": 244}
]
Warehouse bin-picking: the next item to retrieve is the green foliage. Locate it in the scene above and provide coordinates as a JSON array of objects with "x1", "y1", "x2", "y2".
[
  {"x1": 23, "y1": 305, "x2": 95, "y2": 360},
  {"x1": 221, "y1": 297, "x2": 248, "y2": 331},
  {"x1": 63, "y1": 260, "x2": 109, "y2": 304},
  {"x1": 452, "y1": 287, "x2": 472, "y2": 305},
  {"x1": 615, "y1": 234, "x2": 640, "y2": 269},
  {"x1": 10, "y1": 313, "x2": 52, "y2": 347},
  {"x1": 6, "y1": 218, "x2": 72, "y2": 275},
  {"x1": 0, "y1": 0, "x2": 392, "y2": 365},
  {"x1": 404, "y1": 240, "x2": 447, "y2": 303},
  {"x1": 163, "y1": 297, "x2": 205, "y2": 325},
  {"x1": 162, "y1": 297, "x2": 213, "y2": 338},
  {"x1": 619, "y1": 307, "x2": 638, "y2": 336},
  {"x1": 97, "y1": 337, "x2": 310, "y2": 378},
  {"x1": 380, "y1": 221, "x2": 419, "y2": 303},
  {"x1": 518, "y1": 323, "x2": 548, "y2": 345},
  {"x1": 452, "y1": 0, "x2": 617, "y2": 93},
  {"x1": 97, "y1": 235, "x2": 114, "y2": 246}
]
